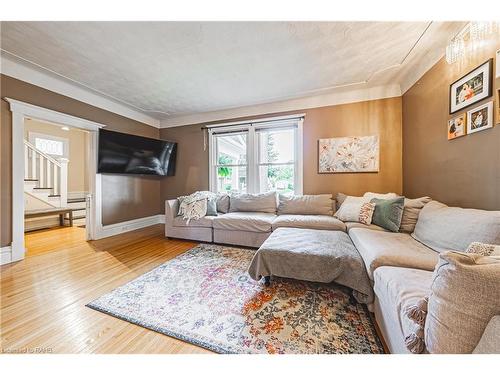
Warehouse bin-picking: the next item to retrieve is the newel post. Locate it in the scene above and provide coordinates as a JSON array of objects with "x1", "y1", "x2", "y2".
[{"x1": 60, "y1": 158, "x2": 69, "y2": 207}]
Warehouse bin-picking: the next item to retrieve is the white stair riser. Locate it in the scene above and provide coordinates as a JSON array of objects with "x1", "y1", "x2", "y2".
[{"x1": 68, "y1": 201, "x2": 86, "y2": 210}]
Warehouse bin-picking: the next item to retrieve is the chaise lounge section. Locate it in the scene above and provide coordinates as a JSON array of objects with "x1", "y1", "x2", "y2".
[{"x1": 165, "y1": 191, "x2": 500, "y2": 353}]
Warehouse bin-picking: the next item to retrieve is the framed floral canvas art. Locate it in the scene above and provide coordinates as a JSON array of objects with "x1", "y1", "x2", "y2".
[{"x1": 318, "y1": 135, "x2": 379, "y2": 173}]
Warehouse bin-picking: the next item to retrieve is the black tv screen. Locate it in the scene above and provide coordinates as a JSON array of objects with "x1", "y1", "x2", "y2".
[{"x1": 98, "y1": 129, "x2": 177, "y2": 176}]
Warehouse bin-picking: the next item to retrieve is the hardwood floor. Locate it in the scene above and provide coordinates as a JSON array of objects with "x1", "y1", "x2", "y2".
[{"x1": 1, "y1": 224, "x2": 211, "y2": 354}]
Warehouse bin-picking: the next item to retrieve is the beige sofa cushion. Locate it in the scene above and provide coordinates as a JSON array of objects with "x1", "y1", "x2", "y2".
[
  {"x1": 349, "y1": 228, "x2": 439, "y2": 279},
  {"x1": 412, "y1": 201, "x2": 500, "y2": 253},
  {"x1": 344, "y1": 221, "x2": 388, "y2": 233},
  {"x1": 213, "y1": 212, "x2": 276, "y2": 232},
  {"x1": 229, "y1": 191, "x2": 277, "y2": 213},
  {"x1": 272, "y1": 214, "x2": 346, "y2": 231},
  {"x1": 278, "y1": 194, "x2": 333, "y2": 215},
  {"x1": 345, "y1": 221, "x2": 387, "y2": 233},
  {"x1": 172, "y1": 215, "x2": 215, "y2": 228},
  {"x1": 373, "y1": 266, "x2": 434, "y2": 351},
  {"x1": 399, "y1": 197, "x2": 432, "y2": 233},
  {"x1": 425, "y1": 252, "x2": 500, "y2": 353}
]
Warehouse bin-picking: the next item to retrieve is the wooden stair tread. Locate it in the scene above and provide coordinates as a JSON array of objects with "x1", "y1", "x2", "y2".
[
  {"x1": 67, "y1": 198, "x2": 86, "y2": 203},
  {"x1": 25, "y1": 207, "x2": 74, "y2": 217}
]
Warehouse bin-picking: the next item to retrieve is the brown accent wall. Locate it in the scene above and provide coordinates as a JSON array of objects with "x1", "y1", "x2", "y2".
[
  {"x1": 0, "y1": 74, "x2": 161, "y2": 247},
  {"x1": 160, "y1": 97, "x2": 403, "y2": 203},
  {"x1": 403, "y1": 35, "x2": 500, "y2": 210}
]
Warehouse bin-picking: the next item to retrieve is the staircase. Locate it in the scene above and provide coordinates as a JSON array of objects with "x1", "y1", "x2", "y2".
[{"x1": 24, "y1": 139, "x2": 68, "y2": 210}]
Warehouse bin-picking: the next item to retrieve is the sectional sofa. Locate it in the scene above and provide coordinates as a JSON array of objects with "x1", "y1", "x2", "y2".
[{"x1": 165, "y1": 192, "x2": 500, "y2": 353}]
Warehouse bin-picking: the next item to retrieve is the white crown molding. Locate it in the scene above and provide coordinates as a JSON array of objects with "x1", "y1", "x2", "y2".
[
  {"x1": 160, "y1": 84, "x2": 402, "y2": 128},
  {"x1": 0, "y1": 52, "x2": 161, "y2": 128}
]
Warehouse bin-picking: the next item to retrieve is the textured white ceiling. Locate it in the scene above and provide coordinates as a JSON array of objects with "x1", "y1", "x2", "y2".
[{"x1": 0, "y1": 21, "x2": 464, "y2": 121}]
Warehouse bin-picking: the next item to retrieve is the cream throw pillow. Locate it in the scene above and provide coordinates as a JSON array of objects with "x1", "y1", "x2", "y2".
[
  {"x1": 424, "y1": 251, "x2": 500, "y2": 353},
  {"x1": 334, "y1": 196, "x2": 375, "y2": 225},
  {"x1": 399, "y1": 196, "x2": 432, "y2": 233}
]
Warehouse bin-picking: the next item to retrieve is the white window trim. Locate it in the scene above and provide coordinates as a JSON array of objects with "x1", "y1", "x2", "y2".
[
  {"x1": 208, "y1": 115, "x2": 303, "y2": 195},
  {"x1": 28, "y1": 131, "x2": 69, "y2": 158}
]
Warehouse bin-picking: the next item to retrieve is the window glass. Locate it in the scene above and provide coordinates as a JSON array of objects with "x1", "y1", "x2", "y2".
[
  {"x1": 35, "y1": 137, "x2": 64, "y2": 156},
  {"x1": 215, "y1": 133, "x2": 247, "y2": 193}
]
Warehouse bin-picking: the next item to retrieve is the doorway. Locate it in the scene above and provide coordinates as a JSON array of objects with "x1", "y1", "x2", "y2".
[
  {"x1": 22, "y1": 118, "x2": 90, "y2": 256},
  {"x1": 6, "y1": 98, "x2": 104, "y2": 264}
]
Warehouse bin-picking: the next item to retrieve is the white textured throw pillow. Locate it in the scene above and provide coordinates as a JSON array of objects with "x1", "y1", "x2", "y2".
[
  {"x1": 335, "y1": 197, "x2": 375, "y2": 225},
  {"x1": 363, "y1": 192, "x2": 399, "y2": 200},
  {"x1": 466, "y1": 242, "x2": 500, "y2": 256}
]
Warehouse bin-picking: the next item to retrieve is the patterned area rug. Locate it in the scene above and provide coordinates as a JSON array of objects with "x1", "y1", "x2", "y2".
[{"x1": 87, "y1": 244, "x2": 383, "y2": 354}]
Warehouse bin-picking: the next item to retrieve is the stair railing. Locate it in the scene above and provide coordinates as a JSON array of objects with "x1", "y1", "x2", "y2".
[{"x1": 24, "y1": 140, "x2": 68, "y2": 207}]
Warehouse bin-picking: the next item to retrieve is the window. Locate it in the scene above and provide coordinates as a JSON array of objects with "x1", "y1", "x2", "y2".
[
  {"x1": 214, "y1": 132, "x2": 248, "y2": 193},
  {"x1": 209, "y1": 116, "x2": 303, "y2": 195},
  {"x1": 34, "y1": 137, "x2": 64, "y2": 156},
  {"x1": 29, "y1": 132, "x2": 68, "y2": 158}
]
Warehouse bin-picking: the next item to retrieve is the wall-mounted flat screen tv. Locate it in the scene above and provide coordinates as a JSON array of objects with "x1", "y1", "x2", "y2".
[{"x1": 98, "y1": 129, "x2": 177, "y2": 176}]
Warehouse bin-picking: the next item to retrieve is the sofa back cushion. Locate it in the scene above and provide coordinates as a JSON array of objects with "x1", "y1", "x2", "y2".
[
  {"x1": 363, "y1": 192, "x2": 399, "y2": 200},
  {"x1": 216, "y1": 193, "x2": 230, "y2": 213},
  {"x1": 278, "y1": 194, "x2": 333, "y2": 215},
  {"x1": 412, "y1": 201, "x2": 500, "y2": 253},
  {"x1": 399, "y1": 196, "x2": 432, "y2": 233},
  {"x1": 229, "y1": 191, "x2": 277, "y2": 213},
  {"x1": 425, "y1": 251, "x2": 500, "y2": 353}
]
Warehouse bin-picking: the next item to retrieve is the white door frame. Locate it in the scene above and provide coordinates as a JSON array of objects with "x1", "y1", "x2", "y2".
[{"x1": 5, "y1": 98, "x2": 105, "y2": 263}]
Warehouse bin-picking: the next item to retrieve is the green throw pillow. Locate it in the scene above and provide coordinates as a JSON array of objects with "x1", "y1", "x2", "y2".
[
  {"x1": 206, "y1": 197, "x2": 218, "y2": 216},
  {"x1": 370, "y1": 197, "x2": 405, "y2": 232}
]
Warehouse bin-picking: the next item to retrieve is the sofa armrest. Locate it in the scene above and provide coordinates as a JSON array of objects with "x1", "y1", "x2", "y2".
[
  {"x1": 165, "y1": 199, "x2": 179, "y2": 227},
  {"x1": 473, "y1": 315, "x2": 500, "y2": 353}
]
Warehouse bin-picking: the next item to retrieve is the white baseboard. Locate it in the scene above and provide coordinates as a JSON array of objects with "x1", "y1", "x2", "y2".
[
  {"x1": 1, "y1": 246, "x2": 12, "y2": 266},
  {"x1": 94, "y1": 214, "x2": 165, "y2": 240}
]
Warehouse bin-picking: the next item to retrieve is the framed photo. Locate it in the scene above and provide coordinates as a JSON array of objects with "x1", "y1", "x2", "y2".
[
  {"x1": 318, "y1": 135, "x2": 379, "y2": 173},
  {"x1": 496, "y1": 49, "x2": 500, "y2": 78},
  {"x1": 447, "y1": 114, "x2": 466, "y2": 140},
  {"x1": 467, "y1": 101, "x2": 493, "y2": 134},
  {"x1": 449, "y1": 59, "x2": 493, "y2": 114},
  {"x1": 497, "y1": 89, "x2": 500, "y2": 125}
]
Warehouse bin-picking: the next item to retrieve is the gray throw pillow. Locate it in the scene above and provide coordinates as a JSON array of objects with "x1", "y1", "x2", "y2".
[{"x1": 370, "y1": 197, "x2": 405, "y2": 232}]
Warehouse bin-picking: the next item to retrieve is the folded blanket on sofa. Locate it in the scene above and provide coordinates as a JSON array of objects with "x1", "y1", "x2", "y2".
[{"x1": 178, "y1": 191, "x2": 216, "y2": 224}]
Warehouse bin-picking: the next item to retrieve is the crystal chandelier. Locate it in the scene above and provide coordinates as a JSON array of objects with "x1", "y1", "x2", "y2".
[
  {"x1": 445, "y1": 36, "x2": 465, "y2": 64},
  {"x1": 445, "y1": 22, "x2": 500, "y2": 64}
]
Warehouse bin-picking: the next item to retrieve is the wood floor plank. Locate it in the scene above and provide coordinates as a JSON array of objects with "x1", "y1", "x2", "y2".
[{"x1": 0, "y1": 224, "x2": 210, "y2": 354}]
